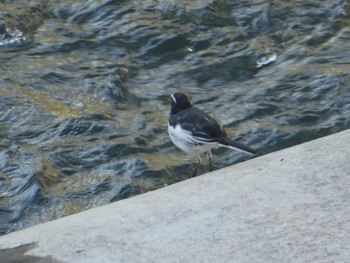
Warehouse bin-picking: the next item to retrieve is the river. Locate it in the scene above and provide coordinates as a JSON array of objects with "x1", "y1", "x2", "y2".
[{"x1": 0, "y1": 0, "x2": 350, "y2": 235}]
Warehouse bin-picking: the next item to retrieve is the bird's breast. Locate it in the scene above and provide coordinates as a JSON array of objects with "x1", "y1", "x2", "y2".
[{"x1": 168, "y1": 123, "x2": 217, "y2": 155}]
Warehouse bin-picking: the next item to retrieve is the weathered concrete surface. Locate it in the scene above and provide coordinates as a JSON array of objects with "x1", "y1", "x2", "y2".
[{"x1": 1, "y1": 130, "x2": 350, "y2": 263}]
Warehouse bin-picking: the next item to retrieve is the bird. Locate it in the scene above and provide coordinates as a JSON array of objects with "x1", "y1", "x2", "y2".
[{"x1": 168, "y1": 92, "x2": 256, "y2": 177}]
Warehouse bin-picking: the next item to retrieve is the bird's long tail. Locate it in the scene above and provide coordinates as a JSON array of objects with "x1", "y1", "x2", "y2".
[{"x1": 219, "y1": 138, "x2": 256, "y2": 154}]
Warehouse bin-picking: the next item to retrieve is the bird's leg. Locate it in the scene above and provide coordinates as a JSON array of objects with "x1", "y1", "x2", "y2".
[
  {"x1": 207, "y1": 150, "x2": 212, "y2": 172},
  {"x1": 192, "y1": 157, "x2": 202, "y2": 177}
]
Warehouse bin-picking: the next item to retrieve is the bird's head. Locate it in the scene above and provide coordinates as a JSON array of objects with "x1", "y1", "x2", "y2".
[{"x1": 170, "y1": 92, "x2": 192, "y2": 114}]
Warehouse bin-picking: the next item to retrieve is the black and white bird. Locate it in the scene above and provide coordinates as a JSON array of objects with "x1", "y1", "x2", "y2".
[{"x1": 168, "y1": 92, "x2": 256, "y2": 177}]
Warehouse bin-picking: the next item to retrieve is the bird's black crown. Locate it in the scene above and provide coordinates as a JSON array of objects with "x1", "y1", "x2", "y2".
[{"x1": 170, "y1": 92, "x2": 192, "y2": 114}]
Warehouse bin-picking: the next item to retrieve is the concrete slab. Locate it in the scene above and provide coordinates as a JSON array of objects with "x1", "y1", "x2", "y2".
[{"x1": 1, "y1": 130, "x2": 350, "y2": 263}]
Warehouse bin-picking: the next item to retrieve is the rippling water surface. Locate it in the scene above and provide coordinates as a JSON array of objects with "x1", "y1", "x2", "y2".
[{"x1": 1, "y1": 0, "x2": 350, "y2": 235}]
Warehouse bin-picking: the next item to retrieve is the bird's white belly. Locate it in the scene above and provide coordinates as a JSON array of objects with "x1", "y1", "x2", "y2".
[{"x1": 168, "y1": 123, "x2": 216, "y2": 156}]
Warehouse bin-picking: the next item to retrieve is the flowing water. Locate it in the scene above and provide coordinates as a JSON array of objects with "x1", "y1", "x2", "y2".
[{"x1": 1, "y1": 0, "x2": 350, "y2": 235}]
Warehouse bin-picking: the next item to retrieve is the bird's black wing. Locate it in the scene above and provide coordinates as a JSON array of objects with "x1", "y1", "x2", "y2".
[
  {"x1": 171, "y1": 107, "x2": 227, "y2": 144},
  {"x1": 169, "y1": 107, "x2": 256, "y2": 154}
]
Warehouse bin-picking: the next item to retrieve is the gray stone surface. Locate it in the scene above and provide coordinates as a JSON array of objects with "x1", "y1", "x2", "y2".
[{"x1": 1, "y1": 130, "x2": 350, "y2": 263}]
